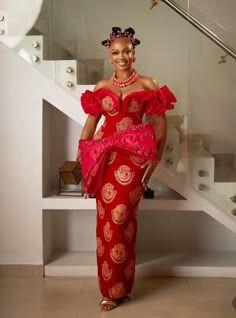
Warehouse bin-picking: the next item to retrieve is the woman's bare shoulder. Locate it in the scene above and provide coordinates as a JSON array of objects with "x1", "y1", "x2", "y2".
[
  {"x1": 94, "y1": 78, "x2": 110, "y2": 91},
  {"x1": 139, "y1": 75, "x2": 159, "y2": 90}
]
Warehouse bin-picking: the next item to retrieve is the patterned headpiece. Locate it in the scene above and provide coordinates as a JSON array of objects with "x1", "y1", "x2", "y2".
[{"x1": 101, "y1": 27, "x2": 141, "y2": 49}]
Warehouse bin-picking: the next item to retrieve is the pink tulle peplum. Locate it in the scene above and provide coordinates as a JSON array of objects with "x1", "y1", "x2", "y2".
[{"x1": 79, "y1": 122, "x2": 159, "y2": 194}]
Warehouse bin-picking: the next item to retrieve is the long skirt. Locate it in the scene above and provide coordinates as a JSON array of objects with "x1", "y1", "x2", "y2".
[{"x1": 95, "y1": 147, "x2": 146, "y2": 299}]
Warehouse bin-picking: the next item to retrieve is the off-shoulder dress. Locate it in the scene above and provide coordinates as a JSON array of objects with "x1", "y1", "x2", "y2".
[{"x1": 79, "y1": 86, "x2": 176, "y2": 298}]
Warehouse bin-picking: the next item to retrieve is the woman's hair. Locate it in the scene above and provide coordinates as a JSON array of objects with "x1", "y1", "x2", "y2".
[{"x1": 101, "y1": 27, "x2": 141, "y2": 48}]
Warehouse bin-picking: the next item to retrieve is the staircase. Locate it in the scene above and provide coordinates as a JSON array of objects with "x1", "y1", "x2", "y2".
[{"x1": 1, "y1": 31, "x2": 236, "y2": 231}]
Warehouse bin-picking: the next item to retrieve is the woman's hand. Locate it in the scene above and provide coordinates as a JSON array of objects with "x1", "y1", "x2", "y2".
[
  {"x1": 141, "y1": 160, "x2": 159, "y2": 187},
  {"x1": 76, "y1": 148, "x2": 81, "y2": 162}
]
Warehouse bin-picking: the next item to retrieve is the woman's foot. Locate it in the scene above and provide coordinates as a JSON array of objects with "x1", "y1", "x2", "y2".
[
  {"x1": 99, "y1": 295, "x2": 130, "y2": 311},
  {"x1": 99, "y1": 298, "x2": 118, "y2": 311}
]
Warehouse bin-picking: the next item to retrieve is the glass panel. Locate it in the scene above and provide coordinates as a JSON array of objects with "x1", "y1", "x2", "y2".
[
  {"x1": 163, "y1": 0, "x2": 236, "y2": 55},
  {"x1": 154, "y1": 0, "x2": 236, "y2": 215},
  {"x1": 31, "y1": 0, "x2": 78, "y2": 61},
  {"x1": 188, "y1": 0, "x2": 236, "y2": 50},
  {"x1": 187, "y1": 9, "x2": 236, "y2": 216},
  {"x1": 169, "y1": 0, "x2": 189, "y2": 11}
]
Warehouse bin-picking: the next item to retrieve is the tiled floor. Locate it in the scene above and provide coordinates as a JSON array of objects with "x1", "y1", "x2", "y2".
[{"x1": 0, "y1": 271, "x2": 236, "y2": 318}]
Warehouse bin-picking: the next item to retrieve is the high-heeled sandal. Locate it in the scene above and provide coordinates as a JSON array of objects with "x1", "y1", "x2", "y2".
[{"x1": 99, "y1": 298, "x2": 118, "y2": 311}]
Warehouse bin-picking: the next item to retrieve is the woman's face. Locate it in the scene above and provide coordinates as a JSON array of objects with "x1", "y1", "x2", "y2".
[{"x1": 109, "y1": 38, "x2": 135, "y2": 71}]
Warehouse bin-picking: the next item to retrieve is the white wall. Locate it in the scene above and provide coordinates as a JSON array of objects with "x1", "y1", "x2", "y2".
[
  {"x1": 0, "y1": 44, "x2": 42, "y2": 264},
  {"x1": 42, "y1": 100, "x2": 82, "y2": 196},
  {"x1": 0, "y1": 43, "x2": 84, "y2": 264}
]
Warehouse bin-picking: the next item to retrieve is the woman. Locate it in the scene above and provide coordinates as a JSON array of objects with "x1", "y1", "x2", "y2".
[{"x1": 77, "y1": 27, "x2": 176, "y2": 311}]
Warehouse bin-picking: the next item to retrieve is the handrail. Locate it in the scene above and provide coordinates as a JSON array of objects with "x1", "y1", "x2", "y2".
[{"x1": 161, "y1": 0, "x2": 236, "y2": 60}]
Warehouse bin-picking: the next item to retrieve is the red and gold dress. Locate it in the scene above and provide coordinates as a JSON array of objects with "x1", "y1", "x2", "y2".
[{"x1": 79, "y1": 86, "x2": 176, "y2": 298}]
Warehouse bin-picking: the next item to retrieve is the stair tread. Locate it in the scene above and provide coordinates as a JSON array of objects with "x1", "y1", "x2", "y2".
[{"x1": 214, "y1": 163, "x2": 236, "y2": 182}]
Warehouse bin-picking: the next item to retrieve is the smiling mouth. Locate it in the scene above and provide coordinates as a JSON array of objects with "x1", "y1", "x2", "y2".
[{"x1": 117, "y1": 61, "x2": 127, "y2": 65}]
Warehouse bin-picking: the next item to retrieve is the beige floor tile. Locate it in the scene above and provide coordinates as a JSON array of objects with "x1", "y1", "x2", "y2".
[{"x1": 0, "y1": 276, "x2": 236, "y2": 318}]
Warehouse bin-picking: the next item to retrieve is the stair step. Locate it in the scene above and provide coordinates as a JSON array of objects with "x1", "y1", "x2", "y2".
[
  {"x1": 166, "y1": 114, "x2": 184, "y2": 130},
  {"x1": 182, "y1": 133, "x2": 210, "y2": 151},
  {"x1": 214, "y1": 183, "x2": 236, "y2": 200},
  {"x1": 188, "y1": 145, "x2": 213, "y2": 158},
  {"x1": 213, "y1": 153, "x2": 236, "y2": 182},
  {"x1": 214, "y1": 168, "x2": 236, "y2": 182}
]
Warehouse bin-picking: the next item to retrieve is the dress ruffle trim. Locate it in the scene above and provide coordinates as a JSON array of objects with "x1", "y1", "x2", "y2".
[
  {"x1": 80, "y1": 90, "x2": 102, "y2": 116},
  {"x1": 145, "y1": 85, "x2": 176, "y2": 116},
  {"x1": 80, "y1": 86, "x2": 176, "y2": 116}
]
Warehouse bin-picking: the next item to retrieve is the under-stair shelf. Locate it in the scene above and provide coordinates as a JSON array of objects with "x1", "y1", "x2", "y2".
[
  {"x1": 42, "y1": 195, "x2": 192, "y2": 211},
  {"x1": 43, "y1": 209, "x2": 236, "y2": 278},
  {"x1": 44, "y1": 250, "x2": 236, "y2": 278}
]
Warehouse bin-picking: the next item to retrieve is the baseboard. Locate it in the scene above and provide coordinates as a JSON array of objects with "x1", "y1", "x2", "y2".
[{"x1": 0, "y1": 265, "x2": 44, "y2": 278}]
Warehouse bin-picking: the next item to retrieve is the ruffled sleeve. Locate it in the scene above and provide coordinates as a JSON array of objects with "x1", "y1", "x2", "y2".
[
  {"x1": 80, "y1": 90, "x2": 103, "y2": 116},
  {"x1": 145, "y1": 85, "x2": 176, "y2": 116}
]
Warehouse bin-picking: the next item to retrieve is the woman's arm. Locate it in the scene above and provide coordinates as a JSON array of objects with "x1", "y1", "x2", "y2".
[
  {"x1": 80, "y1": 79, "x2": 106, "y2": 140},
  {"x1": 80, "y1": 114, "x2": 101, "y2": 140},
  {"x1": 141, "y1": 77, "x2": 167, "y2": 185},
  {"x1": 152, "y1": 112, "x2": 167, "y2": 162},
  {"x1": 142, "y1": 77, "x2": 167, "y2": 161},
  {"x1": 141, "y1": 113, "x2": 167, "y2": 186},
  {"x1": 76, "y1": 114, "x2": 101, "y2": 161},
  {"x1": 142, "y1": 76, "x2": 159, "y2": 91},
  {"x1": 76, "y1": 80, "x2": 106, "y2": 161}
]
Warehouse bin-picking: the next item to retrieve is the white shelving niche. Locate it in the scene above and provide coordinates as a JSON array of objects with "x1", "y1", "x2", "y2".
[{"x1": 43, "y1": 209, "x2": 236, "y2": 277}]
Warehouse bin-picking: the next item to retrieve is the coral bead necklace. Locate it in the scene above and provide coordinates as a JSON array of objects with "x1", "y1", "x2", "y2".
[{"x1": 111, "y1": 68, "x2": 138, "y2": 88}]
